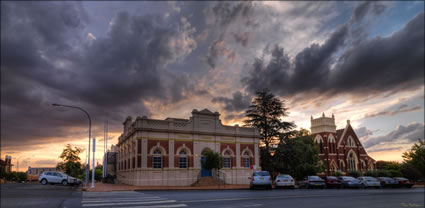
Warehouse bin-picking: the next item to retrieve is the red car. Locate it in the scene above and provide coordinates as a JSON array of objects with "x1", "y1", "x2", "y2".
[
  {"x1": 324, "y1": 176, "x2": 342, "y2": 188},
  {"x1": 393, "y1": 177, "x2": 414, "y2": 188}
]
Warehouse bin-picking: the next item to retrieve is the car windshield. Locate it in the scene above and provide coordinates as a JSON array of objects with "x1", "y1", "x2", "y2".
[
  {"x1": 342, "y1": 176, "x2": 355, "y2": 180},
  {"x1": 253, "y1": 171, "x2": 270, "y2": 176},
  {"x1": 278, "y1": 175, "x2": 292, "y2": 179},
  {"x1": 327, "y1": 176, "x2": 338, "y2": 180},
  {"x1": 380, "y1": 177, "x2": 392, "y2": 180},
  {"x1": 365, "y1": 177, "x2": 377, "y2": 181},
  {"x1": 395, "y1": 177, "x2": 408, "y2": 181},
  {"x1": 308, "y1": 176, "x2": 321, "y2": 180}
]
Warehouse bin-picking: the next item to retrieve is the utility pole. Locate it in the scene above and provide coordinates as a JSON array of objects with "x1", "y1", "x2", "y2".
[{"x1": 92, "y1": 138, "x2": 96, "y2": 188}]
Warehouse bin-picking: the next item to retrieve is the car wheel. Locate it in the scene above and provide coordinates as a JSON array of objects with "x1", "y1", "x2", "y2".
[
  {"x1": 41, "y1": 179, "x2": 47, "y2": 185},
  {"x1": 62, "y1": 180, "x2": 68, "y2": 186}
]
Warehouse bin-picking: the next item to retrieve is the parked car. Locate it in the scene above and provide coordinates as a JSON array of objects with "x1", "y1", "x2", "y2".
[
  {"x1": 274, "y1": 174, "x2": 295, "y2": 189},
  {"x1": 377, "y1": 177, "x2": 399, "y2": 188},
  {"x1": 298, "y1": 176, "x2": 326, "y2": 189},
  {"x1": 393, "y1": 177, "x2": 414, "y2": 188},
  {"x1": 323, "y1": 176, "x2": 342, "y2": 189},
  {"x1": 38, "y1": 171, "x2": 79, "y2": 186},
  {"x1": 357, "y1": 176, "x2": 381, "y2": 189},
  {"x1": 249, "y1": 171, "x2": 273, "y2": 189},
  {"x1": 339, "y1": 176, "x2": 362, "y2": 188}
]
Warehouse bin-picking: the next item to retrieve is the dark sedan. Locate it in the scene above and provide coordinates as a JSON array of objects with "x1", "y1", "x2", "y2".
[
  {"x1": 339, "y1": 176, "x2": 362, "y2": 188},
  {"x1": 298, "y1": 176, "x2": 326, "y2": 189},
  {"x1": 394, "y1": 177, "x2": 414, "y2": 188},
  {"x1": 324, "y1": 176, "x2": 342, "y2": 189},
  {"x1": 377, "y1": 177, "x2": 399, "y2": 188}
]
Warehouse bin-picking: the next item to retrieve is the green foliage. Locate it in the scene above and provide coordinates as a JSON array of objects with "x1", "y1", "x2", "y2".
[
  {"x1": 364, "y1": 170, "x2": 378, "y2": 178},
  {"x1": 95, "y1": 165, "x2": 103, "y2": 181},
  {"x1": 244, "y1": 89, "x2": 294, "y2": 172},
  {"x1": 273, "y1": 133, "x2": 322, "y2": 180},
  {"x1": 376, "y1": 160, "x2": 401, "y2": 171},
  {"x1": 57, "y1": 144, "x2": 85, "y2": 178},
  {"x1": 401, "y1": 163, "x2": 423, "y2": 181},
  {"x1": 347, "y1": 170, "x2": 361, "y2": 178},
  {"x1": 202, "y1": 150, "x2": 223, "y2": 170},
  {"x1": 3, "y1": 171, "x2": 27, "y2": 182},
  {"x1": 376, "y1": 169, "x2": 390, "y2": 177},
  {"x1": 388, "y1": 169, "x2": 403, "y2": 177},
  {"x1": 402, "y1": 139, "x2": 425, "y2": 177},
  {"x1": 332, "y1": 171, "x2": 343, "y2": 177}
]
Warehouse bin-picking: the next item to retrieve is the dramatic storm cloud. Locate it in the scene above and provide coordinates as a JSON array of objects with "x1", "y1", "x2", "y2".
[
  {"x1": 1, "y1": 1, "x2": 423, "y2": 168},
  {"x1": 363, "y1": 123, "x2": 424, "y2": 149}
]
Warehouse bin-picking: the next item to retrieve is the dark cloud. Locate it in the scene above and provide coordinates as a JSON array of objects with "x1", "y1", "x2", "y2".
[
  {"x1": 211, "y1": 2, "x2": 253, "y2": 26},
  {"x1": 364, "y1": 104, "x2": 422, "y2": 119},
  {"x1": 242, "y1": 12, "x2": 424, "y2": 101},
  {"x1": 1, "y1": 2, "x2": 198, "y2": 151},
  {"x1": 355, "y1": 127, "x2": 374, "y2": 138},
  {"x1": 206, "y1": 33, "x2": 236, "y2": 68},
  {"x1": 363, "y1": 123, "x2": 424, "y2": 149},
  {"x1": 234, "y1": 32, "x2": 250, "y2": 47},
  {"x1": 352, "y1": 2, "x2": 387, "y2": 23},
  {"x1": 212, "y1": 91, "x2": 251, "y2": 112}
]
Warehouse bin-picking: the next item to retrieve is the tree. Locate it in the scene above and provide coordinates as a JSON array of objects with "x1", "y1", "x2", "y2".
[
  {"x1": 273, "y1": 132, "x2": 322, "y2": 180},
  {"x1": 57, "y1": 144, "x2": 85, "y2": 179},
  {"x1": 202, "y1": 150, "x2": 223, "y2": 170},
  {"x1": 244, "y1": 89, "x2": 295, "y2": 172},
  {"x1": 402, "y1": 139, "x2": 425, "y2": 177}
]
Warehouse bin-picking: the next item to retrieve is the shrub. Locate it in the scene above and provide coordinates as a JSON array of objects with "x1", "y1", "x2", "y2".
[
  {"x1": 388, "y1": 169, "x2": 403, "y2": 177},
  {"x1": 376, "y1": 169, "x2": 390, "y2": 177},
  {"x1": 332, "y1": 171, "x2": 343, "y2": 177},
  {"x1": 348, "y1": 170, "x2": 361, "y2": 178},
  {"x1": 364, "y1": 170, "x2": 378, "y2": 178}
]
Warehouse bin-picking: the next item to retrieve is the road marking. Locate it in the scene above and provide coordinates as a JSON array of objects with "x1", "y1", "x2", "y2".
[
  {"x1": 82, "y1": 200, "x2": 177, "y2": 207},
  {"x1": 82, "y1": 197, "x2": 161, "y2": 203},
  {"x1": 129, "y1": 205, "x2": 187, "y2": 208},
  {"x1": 242, "y1": 204, "x2": 262, "y2": 207},
  {"x1": 180, "y1": 194, "x2": 332, "y2": 203}
]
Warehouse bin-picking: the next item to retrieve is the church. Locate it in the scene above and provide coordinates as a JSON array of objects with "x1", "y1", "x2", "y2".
[
  {"x1": 116, "y1": 109, "x2": 260, "y2": 186},
  {"x1": 311, "y1": 113, "x2": 376, "y2": 175}
]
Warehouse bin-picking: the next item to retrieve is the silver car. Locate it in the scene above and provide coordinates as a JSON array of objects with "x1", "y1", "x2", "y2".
[
  {"x1": 38, "y1": 171, "x2": 79, "y2": 186},
  {"x1": 357, "y1": 176, "x2": 381, "y2": 189},
  {"x1": 274, "y1": 174, "x2": 295, "y2": 189},
  {"x1": 249, "y1": 171, "x2": 273, "y2": 189}
]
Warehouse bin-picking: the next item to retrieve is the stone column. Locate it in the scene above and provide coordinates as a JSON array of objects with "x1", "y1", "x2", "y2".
[
  {"x1": 142, "y1": 139, "x2": 148, "y2": 168},
  {"x1": 236, "y1": 142, "x2": 241, "y2": 168},
  {"x1": 254, "y1": 143, "x2": 259, "y2": 169},
  {"x1": 169, "y1": 140, "x2": 175, "y2": 168}
]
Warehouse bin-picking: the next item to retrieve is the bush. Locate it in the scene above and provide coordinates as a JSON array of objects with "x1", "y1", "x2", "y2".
[
  {"x1": 364, "y1": 170, "x2": 378, "y2": 178},
  {"x1": 401, "y1": 163, "x2": 423, "y2": 181},
  {"x1": 332, "y1": 171, "x2": 343, "y2": 177},
  {"x1": 388, "y1": 169, "x2": 403, "y2": 177},
  {"x1": 4, "y1": 172, "x2": 27, "y2": 182},
  {"x1": 347, "y1": 170, "x2": 361, "y2": 178},
  {"x1": 376, "y1": 169, "x2": 390, "y2": 177}
]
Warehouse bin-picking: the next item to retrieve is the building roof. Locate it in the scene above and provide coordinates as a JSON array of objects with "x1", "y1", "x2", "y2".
[{"x1": 336, "y1": 129, "x2": 344, "y2": 140}]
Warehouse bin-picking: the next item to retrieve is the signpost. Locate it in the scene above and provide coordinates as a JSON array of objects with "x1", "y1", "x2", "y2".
[{"x1": 92, "y1": 138, "x2": 95, "y2": 188}]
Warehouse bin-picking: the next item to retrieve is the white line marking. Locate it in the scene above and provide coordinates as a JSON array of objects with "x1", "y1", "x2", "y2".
[
  {"x1": 82, "y1": 200, "x2": 177, "y2": 207},
  {"x1": 180, "y1": 194, "x2": 332, "y2": 203},
  {"x1": 129, "y1": 204, "x2": 187, "y2": 208}
]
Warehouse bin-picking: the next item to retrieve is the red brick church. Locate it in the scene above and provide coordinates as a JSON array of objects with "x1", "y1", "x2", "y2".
[{"x1": 311, "y1": 113, "x2": 376, "y2": 175}]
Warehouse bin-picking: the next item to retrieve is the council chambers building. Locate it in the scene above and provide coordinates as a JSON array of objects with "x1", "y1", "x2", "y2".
[
  {"x1": 116, "y1": 109, "x2": 260, "y2": 186},
  {"x1": 311, "y1": 113, "x2": 376, "y2": 176}
]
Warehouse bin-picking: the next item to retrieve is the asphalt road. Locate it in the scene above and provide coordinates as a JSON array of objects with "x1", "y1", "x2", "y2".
[
  {"x1": 0, "y1": 183, "x2": 81, "y2": 208},
  {"x1": 1, "y1": 183, "x2": 424, "y2": 208}
]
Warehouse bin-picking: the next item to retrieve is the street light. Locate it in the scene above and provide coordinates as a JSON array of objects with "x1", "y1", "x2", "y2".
[{"x1": 52, "y1": 103, "x2": 91, "y2": 185}]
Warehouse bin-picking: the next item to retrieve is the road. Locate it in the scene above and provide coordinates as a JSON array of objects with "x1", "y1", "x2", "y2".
[{"x1": 2, "y1": 183, "x2": 424, "y2": 208}]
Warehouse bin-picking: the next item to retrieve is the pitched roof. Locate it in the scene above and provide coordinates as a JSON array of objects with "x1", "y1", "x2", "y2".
[{"x1": 336, "y1": 129, "x2": 344, "y2": 140}]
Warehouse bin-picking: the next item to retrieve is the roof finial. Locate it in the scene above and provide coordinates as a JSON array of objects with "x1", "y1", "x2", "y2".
[
  {"x1": 347, "y1": 120, "x2": 350, "y2": 125},
  {"x1": 311, "y1": 115, "x2": 313, "y2": 120},
  {"x1": 322, "y1": 112, "x2": 325, "y2": 117},
  {"x1": 332, "y1": 113, "x2": 335, "y2": 119}
]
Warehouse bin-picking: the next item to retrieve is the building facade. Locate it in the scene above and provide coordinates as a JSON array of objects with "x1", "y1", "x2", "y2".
[
  {"x1": 0, "y1": 155, "x2": 13, "y2": 173},
  {"x1": 116, "y1": 109, "x2": 260, "y2": 186},
  {"x1": 311, "y1": 113, "x2": 376, "y2": 175},
  {"x1": 27, "y1": 167, "x2": 57, "y2": 175}
]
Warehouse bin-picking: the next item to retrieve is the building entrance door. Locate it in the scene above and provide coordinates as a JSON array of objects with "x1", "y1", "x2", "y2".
[{"x1": 201, "y1": 157, "x2": 212, "y2": 177}]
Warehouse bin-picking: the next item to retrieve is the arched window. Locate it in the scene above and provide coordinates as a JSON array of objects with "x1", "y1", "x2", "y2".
[
  {"x1": 348, "y1": 152, "x2": 357, "y2": 171},
  {"x1": 179, "y1": 149, "x2": 188, "y2": 168},
  {"x1": 339, "y1": 160, "x2": 345, "y2": 171},
  {"x1": 315, "y1": 135, "x2": 324, "y2": 154},
  {"x1": 242, "y1": 151, "x2": 251, "y2": 168},
  {"x1": 319, "y1": 141, "x2": 324, "y2": 154},
  {"x1": 328, "y1": 135, "x2": 336, "y2": 153},
  {"x1": 223, "y1": 150, "x2": 232, "y2": 168},
  {"x1": 347, "y1": 136, "x2": 356, "y2": 147},
  {"x1": 152, "y1": 148, "x2": 163, "y2": 169}
]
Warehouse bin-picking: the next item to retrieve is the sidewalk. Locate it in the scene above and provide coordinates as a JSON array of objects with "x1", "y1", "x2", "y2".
[{"x1": 83, "y1": 183, "x2": 250, "y2": 192}]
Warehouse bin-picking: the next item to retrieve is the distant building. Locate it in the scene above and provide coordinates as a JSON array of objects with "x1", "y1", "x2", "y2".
[
  {"x1": 103, "y1": 145, "x2": 118, "y2": 177},
  {"x1": 0, "y1": 155, "x2": 13, "y2": 173},
  {"x1": 311, "y1": 113, "x2": 376, "y2": 175},
  {"x1": 116, "y1": 109, "x2": 260, "y2": 186},
  {"x1": 27, "y1": 167, "x2": 57, "y2": 175}
]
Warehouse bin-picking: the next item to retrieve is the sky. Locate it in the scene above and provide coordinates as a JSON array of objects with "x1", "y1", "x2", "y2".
[{"x1": 1, "y1": 1, "x2": 424, "y2": 171}]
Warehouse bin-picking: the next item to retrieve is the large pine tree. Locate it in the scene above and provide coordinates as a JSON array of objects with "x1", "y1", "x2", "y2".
[{"x1": 244, "y1": 89, "x2": 294, "y2": 172}]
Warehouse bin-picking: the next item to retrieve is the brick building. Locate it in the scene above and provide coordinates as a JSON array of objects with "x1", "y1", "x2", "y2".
[
  {"x1": 311, "y1": 113, "x2": 376, "y2": 175},
  {"x1": 116, "y1": 109, "x2": 260, "y2": 186},
  {"x1": 0, "y1": 155, "x2": 13, "y2": 173}
]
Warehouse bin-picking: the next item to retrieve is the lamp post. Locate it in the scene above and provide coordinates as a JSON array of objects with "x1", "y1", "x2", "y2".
[{"x1": 52, "y1": 103, "x2": 91, "y2": 185}]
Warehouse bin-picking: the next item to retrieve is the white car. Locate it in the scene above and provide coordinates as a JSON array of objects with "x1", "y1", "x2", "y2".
[
  {"x1": 274, "y1": 174, "x2": 295, "y2": 189},
  {"x1": 249, "y1": 171, "x2": 273, "y2": 189},
  {"x1": 357, "y1": 176, "x2": 381, "y2": 189},
  {"x1": 38, "y1": 171, "x2": 79, "y2": 186}
]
